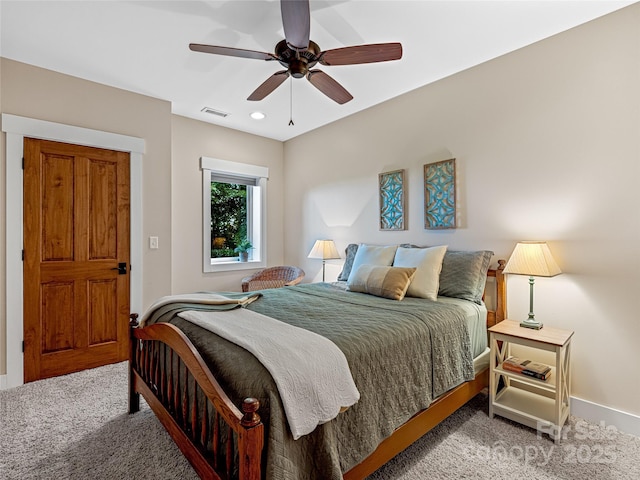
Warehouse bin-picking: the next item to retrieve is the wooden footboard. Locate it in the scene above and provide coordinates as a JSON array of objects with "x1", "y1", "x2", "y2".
[
  {"x1": 129, "y1": 315, "x2": 263, "y2": 480},
  {"x1": 130, "y1": 261, "x2": 506, "y2": 480}
]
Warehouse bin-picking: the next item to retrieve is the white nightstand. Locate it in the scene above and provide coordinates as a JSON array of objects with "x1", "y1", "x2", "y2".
[{"x1": 488, "y1": 319, "x2": 574, "y2": 442}]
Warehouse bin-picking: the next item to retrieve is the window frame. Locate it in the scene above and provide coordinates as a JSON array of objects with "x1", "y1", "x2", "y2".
[{"x1": 201, "y1": 157, "x2": 268, "y2": 273}]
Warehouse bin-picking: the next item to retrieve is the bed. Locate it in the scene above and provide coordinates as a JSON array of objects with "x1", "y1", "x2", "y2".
[{"x1": 129, "y1": 247, "x2": 506, "y2": 480}]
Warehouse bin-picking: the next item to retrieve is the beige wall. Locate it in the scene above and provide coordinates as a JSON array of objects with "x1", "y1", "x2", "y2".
[
  {"x1": 170, "y1": 115, "x2": 284, "y2": 293},
  {"x1": 1, "y1": 5, "x2": 637, "y2": 419},
  {"x1": 0, "y1": 60, "x2": 285, "y2": 379},
  {"x1": 1, "y1": 59, "x2": 174, "y2": 303},
  {"x1": 0, "y1": 58, "x2": 171, "y2": 312},
  {"x1": 0, "y1": 59, "x2": 174, "y2": 374},
  {"x1": 284, "y1": 5, "x2": 640, "y2": 416}
]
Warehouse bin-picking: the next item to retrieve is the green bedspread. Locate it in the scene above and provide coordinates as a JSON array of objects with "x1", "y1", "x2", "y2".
[{"x1": 145, "y1": 283, "x2": 475, "y2": 479}]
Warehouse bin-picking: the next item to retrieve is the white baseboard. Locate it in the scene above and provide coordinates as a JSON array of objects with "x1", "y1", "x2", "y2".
[
  {"x1": 0, "y1": 374, "x2": 7, "y2": 390},
  {"x1": 571, "y1": 396, "x2": 640, "y2": 438}
]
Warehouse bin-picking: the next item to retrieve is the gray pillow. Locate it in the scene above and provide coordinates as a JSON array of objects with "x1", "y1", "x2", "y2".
[
  {"x1": 438, "y1": 250, "x2": 494, "y2": 304},
  {"x1": 337, "y1": 244, "x2": 359, "y2": 281}
]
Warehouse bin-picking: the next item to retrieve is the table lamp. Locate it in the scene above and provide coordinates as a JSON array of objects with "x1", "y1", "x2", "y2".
[
  {"x1": 503, "y1": 241, "x2": 561, "y2": 330},
  {"x1": 307, "y1": 239, "x2": 340, "y2": 282}
]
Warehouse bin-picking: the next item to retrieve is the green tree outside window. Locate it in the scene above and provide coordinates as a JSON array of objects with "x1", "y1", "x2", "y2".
[{"x1": 210, "y1": 181, "x2": 247, "y2": 258}]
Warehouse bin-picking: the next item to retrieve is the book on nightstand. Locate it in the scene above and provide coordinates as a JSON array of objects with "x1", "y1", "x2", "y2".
[{"x1": 502, "y1": 356, "x2": 551, "y2": 381}]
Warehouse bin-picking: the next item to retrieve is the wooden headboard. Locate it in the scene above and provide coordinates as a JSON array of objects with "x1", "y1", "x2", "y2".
[{"x1": 486, "y1": 259, "x2": 507, "y2": 328}]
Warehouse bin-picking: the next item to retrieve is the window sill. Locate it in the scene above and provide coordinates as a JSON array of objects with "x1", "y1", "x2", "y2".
[{"x1": 204, "y1": 259, "x2": 266, "y2": 273}]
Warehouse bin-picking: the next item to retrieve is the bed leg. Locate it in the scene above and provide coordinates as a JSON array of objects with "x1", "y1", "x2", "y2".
[
  {"x1": 129, "y1": 374, "x2": 141, "y2": 413},
  {"x1": 129, "y1": 313, "x2": 141, "y2": 414}
]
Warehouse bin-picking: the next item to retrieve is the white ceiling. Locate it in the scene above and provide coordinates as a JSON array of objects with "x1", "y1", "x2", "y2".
[{"x1": 0, "y1": 1, "x2": 635, "y2": 141}]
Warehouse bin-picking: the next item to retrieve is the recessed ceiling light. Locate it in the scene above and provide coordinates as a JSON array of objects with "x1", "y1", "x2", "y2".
[{"x1": 250, "y1": 111, "x2": 266, "y2": 120}]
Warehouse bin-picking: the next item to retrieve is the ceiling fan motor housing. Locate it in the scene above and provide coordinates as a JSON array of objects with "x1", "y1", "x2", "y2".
[{"x1": 276, "y1": 40, "x2": 320, "y2": 78}]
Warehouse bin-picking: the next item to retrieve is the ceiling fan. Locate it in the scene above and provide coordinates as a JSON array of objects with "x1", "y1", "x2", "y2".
[{"x1": 189, "y1": 0, "x2": 402, "y2": 105}]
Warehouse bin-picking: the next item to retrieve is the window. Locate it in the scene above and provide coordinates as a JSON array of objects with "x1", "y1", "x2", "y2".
[{"x1": 201, "y1": 157, "x2": 268, "y2": 272}]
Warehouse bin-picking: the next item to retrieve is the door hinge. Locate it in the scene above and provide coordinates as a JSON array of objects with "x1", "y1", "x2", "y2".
[
  {"x1": 22, "y1": 341, "x2": 25, "y2": 353},
  {"x1": 22, "y1": 250, "x2": 24, "y2": 261},
  {"x1": 22, "y1": 157, "x2": 25, "y2": 169}
]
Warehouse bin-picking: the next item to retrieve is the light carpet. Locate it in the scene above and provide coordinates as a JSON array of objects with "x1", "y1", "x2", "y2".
[{"x1": 1, "y1": 362, "x2": 638, "y2": 479}]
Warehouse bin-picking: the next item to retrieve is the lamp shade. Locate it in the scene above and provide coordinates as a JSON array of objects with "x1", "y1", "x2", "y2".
[
  {"x1": 503, "y1": 241, "x2": 561, "y2": 277},
  {"x1": 307, "y1": 239, "x2": 340, "y2": 260}
]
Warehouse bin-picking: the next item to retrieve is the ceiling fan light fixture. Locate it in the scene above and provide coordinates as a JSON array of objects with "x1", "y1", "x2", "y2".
[
  {"x1": 289, "y1": 58, "x2": 307, "y2": 78},
  {"x1": 250, "y1": 111, "x2": 266, "y2": 120}
]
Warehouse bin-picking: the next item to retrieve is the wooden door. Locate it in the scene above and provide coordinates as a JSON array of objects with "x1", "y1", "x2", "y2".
[{"x1": 23, "y1": 138, "x2": 130, "y2": 382}]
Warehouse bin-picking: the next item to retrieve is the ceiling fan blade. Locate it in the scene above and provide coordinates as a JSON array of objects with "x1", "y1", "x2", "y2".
[
  {"x1": 189, "y1": 43, "x2": 275, "y2": 61},
  {"x1": 281, "y1": 0, "x2": 310, "y2": 51},
  {"x1": 307, "y1": 70, "x2": 353, "y2": 105},
  {"x1": 248, "y1": 71, "x2": 290, "y2": 101},
  {"x1": 319, "y1": 42, "x2": 403, "y2": 66}
]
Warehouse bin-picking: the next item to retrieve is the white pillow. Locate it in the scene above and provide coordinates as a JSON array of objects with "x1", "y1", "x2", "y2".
[
  {"x1": 393, "y1": 245, "x2": 448, "y2": 300},
  {"x1": 346, "y1": 244, "x2": 398, "y2": 284}
]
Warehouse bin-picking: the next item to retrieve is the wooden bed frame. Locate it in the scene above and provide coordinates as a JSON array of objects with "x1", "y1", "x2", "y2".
[{"x1": 129, "y1": 260, "x2": 506, "y2": 480}]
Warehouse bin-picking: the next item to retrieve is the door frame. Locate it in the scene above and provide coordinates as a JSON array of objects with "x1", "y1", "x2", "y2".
[{"x1": 2, "y1": 113, "x2": 144, "y2": 389}]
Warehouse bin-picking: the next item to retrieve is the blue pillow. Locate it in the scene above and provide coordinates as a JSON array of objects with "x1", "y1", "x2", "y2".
[{"x1": 337, "y1": 244, "x2": 359, "y2": 281}]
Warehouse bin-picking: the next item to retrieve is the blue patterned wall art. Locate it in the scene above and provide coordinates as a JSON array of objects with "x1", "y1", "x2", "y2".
[
  {"x1": 424, "y1": 159, "x2": 456, "y2": 229},
  {"x1": 379, "y1": 169, "x2": 406, "y2": 231}
]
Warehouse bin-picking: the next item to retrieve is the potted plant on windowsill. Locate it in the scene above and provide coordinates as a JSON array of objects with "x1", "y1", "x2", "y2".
[{"x1": 234, "y1": 239, "x2": 253, "y2": 262}]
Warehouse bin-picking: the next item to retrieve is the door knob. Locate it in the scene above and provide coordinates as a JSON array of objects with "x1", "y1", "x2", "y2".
[{"x1": 111, "y1": 262, "x2": 127, "y2": 275}]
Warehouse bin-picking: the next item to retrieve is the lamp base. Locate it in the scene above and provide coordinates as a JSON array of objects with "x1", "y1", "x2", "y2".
[{"x1": 520, "y1": 319, "x2": 543, "y2": 330}]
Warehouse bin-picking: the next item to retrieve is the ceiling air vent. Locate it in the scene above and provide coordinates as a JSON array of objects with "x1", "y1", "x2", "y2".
[{"x1": 201, "y1": 107, "x2": 230, "y2": 118}]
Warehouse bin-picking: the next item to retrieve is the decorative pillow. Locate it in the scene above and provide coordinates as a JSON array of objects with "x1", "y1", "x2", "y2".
[
  {"x1": 438, "y1": 250, "x2": 494, "y2": 304},
  {"x1": 346, "y1": 244, "x2": 398, "y2": 283},
  {"x1": 347, "y1": 265, "x2": 417, "y2": 301},
  {"x1": 337, "y1": 244, "x2": 359, "y2": 281},
  {"x1": 393, "y1": 245, "x2": 447, "y2": 300}
]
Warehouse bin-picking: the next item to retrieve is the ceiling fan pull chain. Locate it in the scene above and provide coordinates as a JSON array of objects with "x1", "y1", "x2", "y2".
[{"x1": 289, "y1": 78, "x2": 295, "y2": 126}]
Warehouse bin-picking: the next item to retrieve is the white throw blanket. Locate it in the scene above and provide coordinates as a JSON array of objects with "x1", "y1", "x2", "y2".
[
  {"x1": 177, "y1": 307, "x2": 360, "y2": 440},
  {"x1": 138, "y1": 293, "x2": 261, "y2": 327}
]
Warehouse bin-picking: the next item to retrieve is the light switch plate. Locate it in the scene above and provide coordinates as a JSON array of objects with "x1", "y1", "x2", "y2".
[{"x1": 149, "y1": 236, "x2": 159, "y2": 249}]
